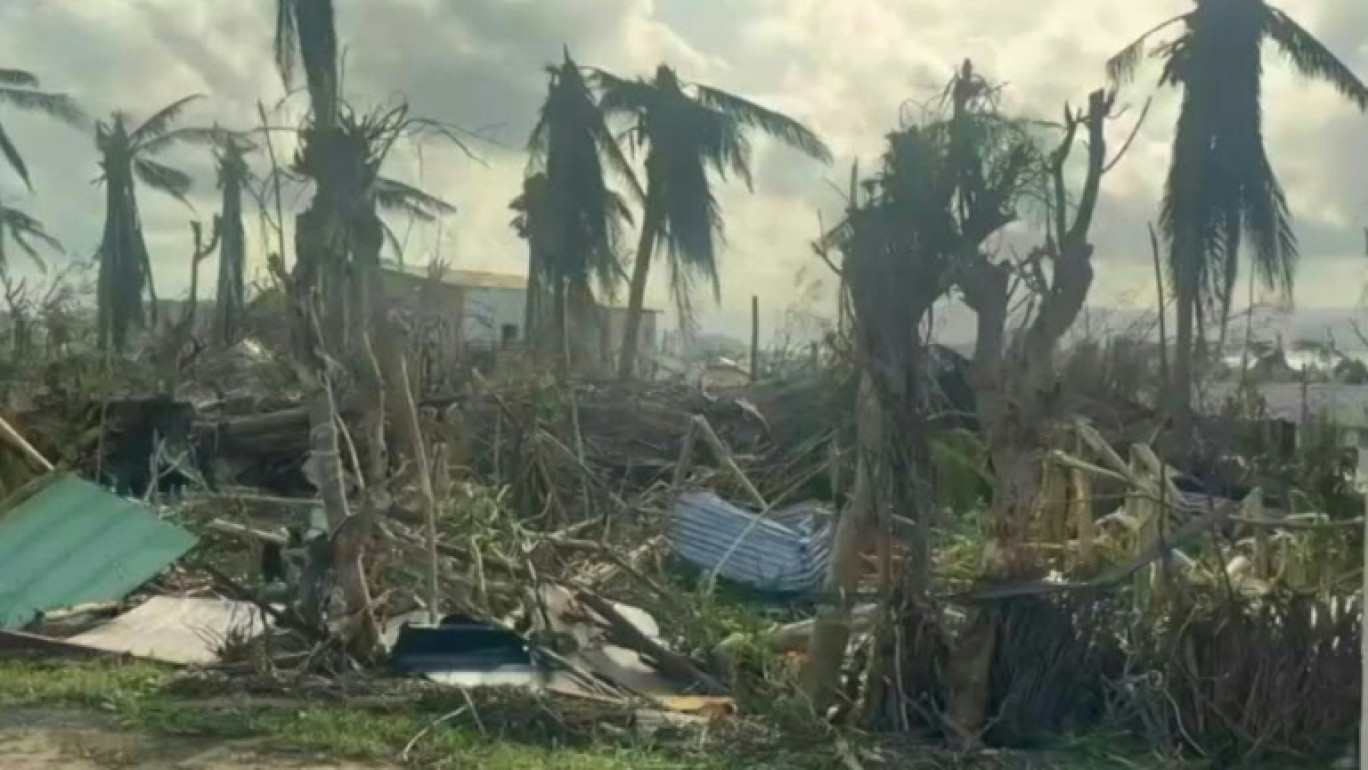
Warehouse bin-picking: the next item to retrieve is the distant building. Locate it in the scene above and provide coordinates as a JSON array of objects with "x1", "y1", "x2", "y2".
[
  {"x1": 378, "y1": 262, "x2": 661, "y2": 362},
  {"x1": 698, "y1": 357, "x2": 751, "y2": 392},
  {"x1": 1204, "y1": 381, "x2": 1368, "y2": 480}
]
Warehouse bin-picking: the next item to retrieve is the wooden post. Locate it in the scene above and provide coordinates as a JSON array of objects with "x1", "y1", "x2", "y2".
[
  {"x1": 0, "y1": 416, "x2": 53, "y2": 473},
  {"x1": 750, "y1": 295, "x2": 759, "y2": 383},
  {"x1": 1360, "y1": 477, "x2": 1367, "y2": 770}
]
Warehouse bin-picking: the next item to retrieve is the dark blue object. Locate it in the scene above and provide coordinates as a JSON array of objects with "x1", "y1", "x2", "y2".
[{"x1": 388, "y1": 614, "x2": 538, "y2": 674}]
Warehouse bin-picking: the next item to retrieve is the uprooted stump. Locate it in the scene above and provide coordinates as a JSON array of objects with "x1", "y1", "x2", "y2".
[
  {"x1": 984, "y1": 594, "x2": 1127, "y2": 746},
  {"x1": 1128, "y1": 590, "x2": 1360, "y2": 764},
  {"x1": 928, "y1": 586, "x2": 1359, "y2": 763}
]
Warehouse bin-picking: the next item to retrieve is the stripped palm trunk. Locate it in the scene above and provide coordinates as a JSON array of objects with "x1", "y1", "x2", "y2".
[
  {"x1": 803, "y1": 372, "x2": 880, "y2": 711},
  {"x1": 276, "y1": 0, "x2": 382, "y2": 657},
  {"x1": 803, "y1": 155, "x2": 946, "y2": 720},
  {"x1": 214, "y1": 144, "x2": 248, "y2": 346},
  {"x1": 96, "y1": 159, "x2": 152, "y2": 351},
  {"x1": 1361, "y1": 484, "x2": 1367, "y2": 769},
  {"x1": 617, "y1": 192, "x2": 662, "y2": 379}
]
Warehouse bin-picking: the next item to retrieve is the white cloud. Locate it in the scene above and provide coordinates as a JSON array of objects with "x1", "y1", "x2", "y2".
[{"x1": 0, "y1": 0, "x2": 1363, "y2": 342}]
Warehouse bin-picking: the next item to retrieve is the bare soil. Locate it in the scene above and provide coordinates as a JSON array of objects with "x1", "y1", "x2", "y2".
[{"x1": 0, "y1": 707, "x2": 391, "y2": 769}]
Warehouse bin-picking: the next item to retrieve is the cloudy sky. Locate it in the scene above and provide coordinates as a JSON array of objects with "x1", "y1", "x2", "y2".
[{"x1": 1, "y1": 0, "x2": 1365, "y2": 342}]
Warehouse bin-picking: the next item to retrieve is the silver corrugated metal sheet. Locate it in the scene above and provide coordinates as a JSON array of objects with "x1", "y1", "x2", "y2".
[{"x1": 668, "y1": 492, "x2": 833, "y2": 594}]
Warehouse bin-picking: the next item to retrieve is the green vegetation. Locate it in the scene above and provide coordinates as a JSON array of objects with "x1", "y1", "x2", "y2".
[
  {"x1": 0, "y1": 657, "x2": 1188, "y2": 768},
  {"x1": 0, "y1": 658, "x2": 696, "y2": 768}
]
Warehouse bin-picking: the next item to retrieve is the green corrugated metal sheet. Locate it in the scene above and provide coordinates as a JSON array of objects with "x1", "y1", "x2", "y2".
[{"x1": 0, "y1": 474, "x2": 197, "y2": 629}]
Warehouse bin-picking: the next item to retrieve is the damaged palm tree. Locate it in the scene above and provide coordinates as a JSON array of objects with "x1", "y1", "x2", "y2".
[
  {"x1": 803, "y1": 60, "x2": 1114, "y2": 727},
  {"x1": 805, "y1": 76, "x2": 1013, "y2": 717},
  {"x1": 517, "y1": 48, "x2": 641, "y2": 369},
  {"x1": 274, "y1": 0, "x2": 458, "y2": 660},
  {"x1": 213, "y1": 135, "x2": 254, "y2": 347},
  {"x1": 273, "y1": 0, "x2": 381, "y2": 656},
  {"x1": 944, "y1": 64, "x2": 1129, "y2": 738},
  {"x1": 291, "y1": 104, "x2": 456, "y2": 354},
  {"x1": 93, "y1": 95, "x2": 213, "y2": 352},
  {"x1": 1108, "y1": 0, "x2": 1368, "y2": 449},
  {"x1": 592, "y1": 64, "x2": 832, "y2": 379},
  {"x1": 511, "y1": 172, "x2": 552, "y2": 348}
]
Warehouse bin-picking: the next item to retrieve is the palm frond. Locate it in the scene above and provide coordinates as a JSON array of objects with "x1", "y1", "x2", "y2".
[
  {"x1": 9, "y1": 230, "x2": 38, "y2": 269},
  {"x1": 1242, "y1": 151, "x2": 1299, "y2": 295},
  {"x1": 692, "y1": 83, "x2": 833, "y2": 162},
  {"x1": 591, "y1": 69, "x2": 658, "y2": 119},
  {"x1": 129, "y1": 94, "x2": 203, "y2": 145},
  {"x1": 659, "y1": 152, "x2": 725, "y2": 300},
  {"x1": 0, "y1": 207, "x2": 61, "y2": 248},
  {"x1": 0, "y1": 205, "x2": 61, "y2": 272},
  {"x1": 274, "y1": 0, "x2": 299, "y2": 87},
  {"x1": 138, "y1": 125, "x2": 237, "y2": 155},
  {"x1": 0, "y1": 121, "x2": 32, "y2": 190},
  {"x1": 1106, "y1": 14, "x2": 1187, "y2": 85},
  {"x1": 380, "y1": 219, "x2": 406, "y2": 263},
  {"x1": 134, "y1": 158, "x2": 193, "y2": 205},
  {"x1": 539, "y1": 58, "x2": 645, "y2": 204},
  {"x1": 0, "y1": 69, "x2": 38, "y2": 88},
  {"x1": 374, "y1": 176, "x2": 456, "y2": 220},
  {"x1": 0, "y1": 86, "x2": 87, "y2": 128},
  {"x1": 575, "y1": 63, "x2": 645, "y2": 201},
  {"x1": 1264, "y1": 7, "x2": 1368, "y2": 110},
  {"x1": 692, "y1": 106, "x2": 755, "y2": 189}
]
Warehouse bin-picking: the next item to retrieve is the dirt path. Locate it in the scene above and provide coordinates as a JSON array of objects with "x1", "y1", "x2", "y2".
[{"x1": 0, "y1": 708, "x2": 392, "y2": 769}]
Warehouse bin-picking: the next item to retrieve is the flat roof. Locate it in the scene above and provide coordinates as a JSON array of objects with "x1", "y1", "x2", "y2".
[
  {"x1": 382, "y1": 261, "x2": 660, "y2": 312},
  {"x1": 383, "y1": 261, "x2": 527, "y2": 290}
]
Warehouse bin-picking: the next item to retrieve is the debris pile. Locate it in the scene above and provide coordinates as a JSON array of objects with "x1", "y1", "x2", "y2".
[
  {"x1": 0, "y1": 363, "x2": 832, "y2": 741},
  {"x1": 0, "y1": 337, "x2": 1358, "y2": 767}
]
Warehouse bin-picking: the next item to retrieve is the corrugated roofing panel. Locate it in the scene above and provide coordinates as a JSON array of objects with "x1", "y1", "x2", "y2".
[
  {"x1": 0, "y1": 474, "x2": 197, "y2": 629},
  {"x1": 668, "y1": 492, "x2": 832, "y2": 594}
]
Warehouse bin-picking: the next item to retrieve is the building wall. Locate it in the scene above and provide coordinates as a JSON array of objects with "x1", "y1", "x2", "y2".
[
  {"x1": 380, "y1": 271, "x2": 528, "y2": 348},
  {"x1": 601, "y1": 306, "x2": 659, "y2": 360},
  {"x1": 379, "y1": 267, "x2": 659, "y2": 360},
  {"x1": 381, "y1": 271, "x2": 460, "y2": 315},
  {"x1": 460, "y1": 286, "x2": 526, "y2": 347}
]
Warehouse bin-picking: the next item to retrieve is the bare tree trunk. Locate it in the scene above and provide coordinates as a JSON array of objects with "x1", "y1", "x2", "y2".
[
  {"x1": 750, "y1": 294, "x2": 759, "y2": 382},
  {"x1": 618, "y1": 199, "x2": 661, "y2": 381},
  {"x1": 946, "y1": 88, "x2": 1113, "y2": 741},
  {"x1": 524, "y1": 252, "x2": 544, "y2": 353},
  {"x1": 1360, "y1": 483, "x2": 1367, "y2": 770},
  {"x1": 803, "y1": 372, "x2": 880, "y2": 712},
  {"x1": 1172, "y1": 283, "x2": 1195, "y2": 452},
  {"x1": 215, "y1": 161, "x2": 247, "y2": 347},
  {"x1": 1148, "y1": 224, "x2": 1170, "y2": 393},
  {"x1": 301, "y1": 357, "x2": 349, "y2": 526},
  {"x1": 553, "y1": 281, "x2": 569, "y2": 377},
  {"x1": 391, "y1": 349, "x2": 438, "y2": 624},
  {"x1": 948, "y1": 260, "x2": 1010, "y2": 738}
]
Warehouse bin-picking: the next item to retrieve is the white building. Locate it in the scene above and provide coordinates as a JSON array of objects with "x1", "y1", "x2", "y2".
[
  {"x1": 379, "y1": 261, "x2": 661, "y2": 361},
  {"x1": 1204, "y1": 381, "x2": 1368, "y2": 480}
]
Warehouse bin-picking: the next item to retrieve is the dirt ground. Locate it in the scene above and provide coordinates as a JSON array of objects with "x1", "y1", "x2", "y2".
[{"x1": 0, "y1": 708, "x2": 391, "y2": 769}]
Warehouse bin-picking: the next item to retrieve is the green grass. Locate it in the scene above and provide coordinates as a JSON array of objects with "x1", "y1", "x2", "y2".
[
  {"x1": 0, "y1": 657, "x2": 714, "y2": 768},
  {"x1": 0, "y1": 656, "x2": 1223, "y2": 769}
]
